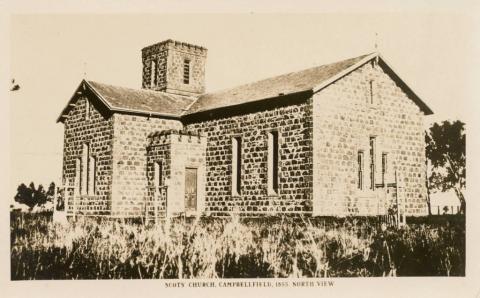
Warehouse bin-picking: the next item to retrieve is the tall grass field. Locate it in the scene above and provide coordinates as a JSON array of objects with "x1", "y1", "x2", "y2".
[{"x1": 10, "y1": 212, "x2": 465, "y2": 279}]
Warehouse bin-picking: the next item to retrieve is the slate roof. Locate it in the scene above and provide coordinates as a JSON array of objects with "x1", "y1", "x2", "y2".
[
  {"x1": 185, "y1": 54, "x2": 371, "y2": 115},
  {"x1": 57, "y1": 80, "x2": 196, "y2": 122},
  {"x1": 57, "y1": 52, "x2": 433, "y2": 122},
  {"x1": 87, "y1": 81, "x2": 195, "y2": 116}
]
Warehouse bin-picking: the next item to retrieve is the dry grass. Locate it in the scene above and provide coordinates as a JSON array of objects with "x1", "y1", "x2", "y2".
[{"x1": 10, "y1": 212, "x2": 465, "y2": 279}]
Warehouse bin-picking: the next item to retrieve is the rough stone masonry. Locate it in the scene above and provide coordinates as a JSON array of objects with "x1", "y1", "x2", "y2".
[{"x1": 57, "y1": 39, "x2": 432, "y2": 218}]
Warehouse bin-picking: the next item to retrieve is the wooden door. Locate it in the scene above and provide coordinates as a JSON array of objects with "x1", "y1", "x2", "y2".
[{"x1": 185, "y1": 168, "x2": 197, "y2": 212}]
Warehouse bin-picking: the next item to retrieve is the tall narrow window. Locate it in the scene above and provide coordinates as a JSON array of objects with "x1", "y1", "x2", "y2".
[
  {"x1": 369, "y1": 136, "x2": 376, "y2": 189},
  {"x1": 382, "y1": 153, "x2": 388, "y2": 185},
  {"x1": 85, "y1": 99, "x2": 90, "y2": 120},
  {"x1": 358, "y1": 151, "x2": 364, "y2": 190},
  {"x1": 232, "y1": 137, "x2": 242, "y2": 196},
  {"x1": 268, "y1": 131, "x2": 279, "y2": 194},
  {"x1": 183, "y1": 59, "x2": 190, "y2": 84},
  {"x1": 75, "y1": 158, "x2": 81, "y2": 193},
  {"x1": 88, "y1": 156, "x2": 96, "y2": 195},
  {"x1": 150, "y1": 59, "x2": 157, "y2": 88},
  {"x1": 154, "y1": 161, "x2": 163, "y2": 188},
  {"x1": 81, "y1": 143, "x2": 89, "y2": 195}
]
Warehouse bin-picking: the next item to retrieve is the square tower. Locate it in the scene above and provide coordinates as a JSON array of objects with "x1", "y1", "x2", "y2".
[{"x1": 141, "y1": 39, "x2": 207, "y2": 96}]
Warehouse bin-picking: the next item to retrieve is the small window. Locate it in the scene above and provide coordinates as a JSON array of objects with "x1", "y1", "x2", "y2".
[
  {"x1": 382, "y1": 153, "x2": 388, "y2": 185},
  {"x1": 183, "y1": 59, "x2": 190, "y2": 84},
  {"x1": 150, "y1": 59, "x2": 157, "y2": 88},
  {"x1": 358, "y1": 151, "x2": 364, "y2": 190},
  {"x1": 369, "y1": 80, "x2": 374, "y2": 104},
  {"x1": 369, "y1": 137, "x2": 376, "y2": 189},
  {"x1": 232, "y1": 137, "x2": 242, "y2": 196},
  {"x1": 267, "y1": 131, "x2": 279, "y2": 194}
]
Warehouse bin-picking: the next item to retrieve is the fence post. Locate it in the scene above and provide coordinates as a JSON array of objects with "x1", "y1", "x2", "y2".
[{"x1": 72, "y1": 186, "x2": 77, "y2": 221}]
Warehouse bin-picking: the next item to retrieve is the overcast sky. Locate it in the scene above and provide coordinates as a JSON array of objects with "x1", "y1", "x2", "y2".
[{"x1": 8, "y1": 13, "x2": 476, "y2": 196}]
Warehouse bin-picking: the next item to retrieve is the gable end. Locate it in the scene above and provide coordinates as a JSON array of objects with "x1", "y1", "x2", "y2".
[{"x1": 312, "y1": 53, "x2": 433, "y2": 115}]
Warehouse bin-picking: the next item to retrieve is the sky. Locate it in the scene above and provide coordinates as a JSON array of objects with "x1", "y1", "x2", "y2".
[{"x1": 8, "y1": 13, "x2": 477, "y2": 198}]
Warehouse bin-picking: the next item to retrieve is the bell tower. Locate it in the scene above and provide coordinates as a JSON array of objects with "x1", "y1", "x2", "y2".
[{"x1": 141, "y1": 39, "x2": 207, "y2": 96}]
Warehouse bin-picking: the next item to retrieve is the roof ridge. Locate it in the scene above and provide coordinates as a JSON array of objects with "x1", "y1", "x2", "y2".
[{"x1": 86, "y1": 80, "x2": 197, "y2": 99}]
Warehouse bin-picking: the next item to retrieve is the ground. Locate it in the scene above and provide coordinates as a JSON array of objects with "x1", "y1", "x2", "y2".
[{"x1": 10, "y1": 212, "x2": 465, "y2": 279}]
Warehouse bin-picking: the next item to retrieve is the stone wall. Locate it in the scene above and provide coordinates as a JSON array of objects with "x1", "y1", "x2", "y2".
[
  {"x1": 186, "y1": 100, "x2": 314, "y2": 216},
  {"x1": 312, "y1": 60, "x2": 428, "y2": 216},
  {"x1": 145, "y1": 132, "x2": 171, "y2": 217},
  {"x1": 146, "y1": 130, "x2": 207, "y2": 217},
  {"x1": 62, "y1": 96, "x2": 113, "y2": 215},
  {"x1": 142, "y1": 42, "x2": 168, "y2": 91},
  {"x1": 62, "y1": 57, "x2": 428, "y2": 219},
  {"x1": 111, "y1": 114, "x2": 183, "y2": 217},
  {"x1": 142, "y1": 40, "x2": 207, "y2": 96}
]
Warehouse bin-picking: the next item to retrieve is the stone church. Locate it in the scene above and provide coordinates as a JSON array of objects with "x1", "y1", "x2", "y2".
[{"x1": 57, "y1": 39, "x2": 433, "y2": 219}]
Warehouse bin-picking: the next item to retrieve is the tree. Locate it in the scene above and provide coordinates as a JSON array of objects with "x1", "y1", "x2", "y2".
[
  {"x1": 14, "y1": 183, "x2": 35, "y2": 209},
  {"x1": 33, "y1": 184, "x2": 47, "y2": 206},
  {"x1": 13, "y1": 182, "x2": 52, "y2": 210},
  {"x1": 425, "y1": 120, "x2": 466, "y2": 214}
]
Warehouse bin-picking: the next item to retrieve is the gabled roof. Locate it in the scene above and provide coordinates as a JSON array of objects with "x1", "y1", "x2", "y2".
[
  {"x1": 185, "y1": 52, "x2": 433, "y2": 116},
  {"x1": 57, "y1": 52, "x2": 433, "y2": 123},
  {"x1": 185, "y1": 54, "x2": 370, "y2": 115},
  {"x1": 56, "y1": 80, "x2": 196, "y2": 122}
]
